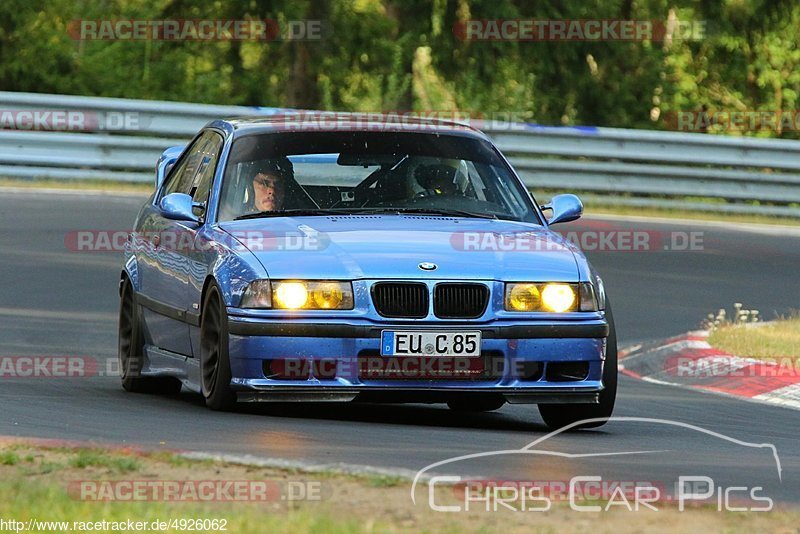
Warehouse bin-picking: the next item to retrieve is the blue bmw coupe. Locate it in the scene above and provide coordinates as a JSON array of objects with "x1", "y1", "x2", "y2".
[{"x1": 118, "y1": 114, "x2": 616, "y2": 429}]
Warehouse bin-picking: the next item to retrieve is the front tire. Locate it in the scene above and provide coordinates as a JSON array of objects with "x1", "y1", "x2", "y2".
[
  {"x1": 200, "y1": 283, "x2": 237, "y2": 411},
  {"x1": 118, "y1": 278, "x2": 182, "y2": 395},
  {"x1": 538, "y1": 304, "x2": 618, "y2": 430}
]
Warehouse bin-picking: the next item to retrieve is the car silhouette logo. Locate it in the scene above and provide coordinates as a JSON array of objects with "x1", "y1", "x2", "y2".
[{"x1": 418, "y1": 262, "x2": 437, "y2": 271}]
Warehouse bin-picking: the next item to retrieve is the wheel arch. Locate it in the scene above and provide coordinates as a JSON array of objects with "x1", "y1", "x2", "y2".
[
  {"x1": 120, "y1": 255, "x2": 140, "y2": 295},
  {"x1": 199, "y1": 275, "x2": 222, "y2": 323}
]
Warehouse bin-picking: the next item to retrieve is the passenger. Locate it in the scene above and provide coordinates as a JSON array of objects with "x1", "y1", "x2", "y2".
[{"x1": 414, "y1": 164, "x2": 460, "y2": 198}]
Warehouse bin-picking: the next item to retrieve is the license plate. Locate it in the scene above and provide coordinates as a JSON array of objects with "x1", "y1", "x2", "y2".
[{"x1": 380, "y1": 331, "x2": 482, "y2": 357}]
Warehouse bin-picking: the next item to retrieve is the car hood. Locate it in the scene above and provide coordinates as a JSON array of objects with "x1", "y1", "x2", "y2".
[{"x1": 218, "y1": 215, "x2": 580, "y2": 281}]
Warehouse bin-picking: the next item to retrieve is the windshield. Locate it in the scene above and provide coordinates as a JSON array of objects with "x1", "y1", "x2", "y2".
[{"x1": 217, "y1": 131, "x2": 538, "y2": 223}]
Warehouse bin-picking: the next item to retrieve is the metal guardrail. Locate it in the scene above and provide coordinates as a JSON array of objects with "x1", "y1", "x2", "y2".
[
  {"x1": 487, "y1": 126, "x2": 800, "y2": 216},
  {"x1": 1, "y1": 91, "x2": 800, "y2": 216},
  {"x1": 0, "y1": 92, "x2": 284, "y2": 182}
]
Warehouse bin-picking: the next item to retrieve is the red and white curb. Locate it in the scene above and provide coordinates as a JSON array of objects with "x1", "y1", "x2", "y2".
[{"x1": 619, "y1": 330, "x2": 800, "y2": 410}]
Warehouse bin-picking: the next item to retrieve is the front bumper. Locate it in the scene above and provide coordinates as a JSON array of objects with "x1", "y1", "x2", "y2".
[{"x1": 226, "y1": 316, "x2": 609, "y2": 405}]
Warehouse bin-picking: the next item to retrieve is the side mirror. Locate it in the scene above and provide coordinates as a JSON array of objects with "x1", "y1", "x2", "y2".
[
  {"x1": 155, "y1": 146, "x2": 185, "y2": 189},
  {"x1": 159, "y1": 193, "x2": 200, "y2": 223},
  {"x1": 543, "y1": 194, "x2": 583, "y2": 225}
]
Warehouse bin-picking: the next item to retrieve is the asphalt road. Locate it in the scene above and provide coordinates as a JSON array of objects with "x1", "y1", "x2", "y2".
[{"x1": 1, "y1": 190, "x2": 798, "y2": 506}]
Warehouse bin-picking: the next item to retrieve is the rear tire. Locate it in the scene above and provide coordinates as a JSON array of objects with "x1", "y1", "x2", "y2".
[
  {"x1": 118, "y1": 278, "x2": 182, "y2": 395},
  {"x1": 538, "y1": 304, "x2": 618, "y2": 430},
  {"x1": 200, "y1": 283, "x2": 237, "y2": 411}
]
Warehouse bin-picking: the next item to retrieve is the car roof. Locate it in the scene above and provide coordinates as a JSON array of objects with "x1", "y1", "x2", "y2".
[{"x1": 206, "y1": 112, "x2": 492, "y2": 141}]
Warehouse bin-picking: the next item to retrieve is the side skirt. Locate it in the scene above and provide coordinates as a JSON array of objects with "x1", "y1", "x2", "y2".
[{"x1": 144, "y1": 345, "x2": 201, "y2": 393}]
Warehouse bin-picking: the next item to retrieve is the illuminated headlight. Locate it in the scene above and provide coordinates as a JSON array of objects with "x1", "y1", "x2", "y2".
[
  {"x1": 242, "y1": 280, "x2": 354, "y2": 310},
  {"x1": 505, "y1": 282, "x2": 598, "y2": 312},
  {"x1": 274, "y1": 282, "x2": 309, "y2": 309},
  {"x1": 541, "y1": 283, "x2": 576, "y2": 312}
]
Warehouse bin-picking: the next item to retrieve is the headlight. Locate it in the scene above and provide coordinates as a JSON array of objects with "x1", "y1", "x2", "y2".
[
  {"x1": 240, "y1": 280, "x2": 272, "y2": 308},
  {"x1": 242, "y1": 280, "x2": 354, "y2": 310},
  {"x1": 541, "y1": 283, "x2": 576, "y2": 312},
  {"x1": 506, "y1": 283, "x2": 541, "y2": 312},
  {"x1": 505, "y1": 282, "x2": 597, "y2": 312},
  {"x1": 274, "y1": 281, "x2": 309, "y2": 309},
  {"x1": 309, "y1": 281, "x2": 349, "y2": 309}
]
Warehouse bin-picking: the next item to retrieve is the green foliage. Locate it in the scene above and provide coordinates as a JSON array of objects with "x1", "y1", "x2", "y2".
[
  {"x1": 366, "y1": 474, "x2": 404, "y2": 488},
  {"x1": 1, "y1": 0, "x2": 798, "y2": 136},
  {"x1": 0, "y1": 451, "x2": 20, "y2": 466},
  {"x1": 68, "y1": 449, "x2": 141, "y2": 473}
]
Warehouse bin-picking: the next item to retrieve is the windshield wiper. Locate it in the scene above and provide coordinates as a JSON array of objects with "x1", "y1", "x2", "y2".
[
  {"x1": 235, "y1": 207, "x2": 503, "y2": 221},
  {"x1": 234, "y1": 208, "x2": 351, "y2": 220},
  {"x1": 354, "y1": 207, "x2": 499, "y2": 220}
]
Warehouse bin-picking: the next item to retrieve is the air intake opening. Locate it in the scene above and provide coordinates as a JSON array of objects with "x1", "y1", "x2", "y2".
[
  {"x1": 263, "y1": 359, "x2": 310, "y2": 380},
  {"x1": 514, "y1": 361, "x2": 544, "y2": 381},
  {"x1": 312, "y1": 359, "x2": 338, "y2": 380},
  {"x1": 545, "y1": 361, "x2": 590, "y2": 382},
  {"x1": 263, "y1": 359, "x2": 340, "y2": 380}
]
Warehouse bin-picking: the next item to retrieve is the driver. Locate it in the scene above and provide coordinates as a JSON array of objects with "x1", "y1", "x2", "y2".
[
  {"x1": 414, "y1": 163, "x2": 459, "y2": 197},
  {"x1": 247, "y1": 157, "x2": 293, "y2": 212}
]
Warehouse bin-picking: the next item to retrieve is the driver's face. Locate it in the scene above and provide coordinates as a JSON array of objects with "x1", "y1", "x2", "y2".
[{"x1": 252, "y1": 172, "x2": 283, "y2": 212}]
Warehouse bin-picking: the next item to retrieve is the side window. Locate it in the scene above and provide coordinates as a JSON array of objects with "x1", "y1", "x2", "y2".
[
  {"x1": 190, "y1": 133, "x2": 224, "y2": 215},
  {"x1": 160, "y1": 131, "x2": 221, "y2": 201}
]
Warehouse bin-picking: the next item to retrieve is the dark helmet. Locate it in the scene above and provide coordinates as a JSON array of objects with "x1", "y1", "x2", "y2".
[{"x1": 414, "y1": 164, "x2": 458, "y2": 195}]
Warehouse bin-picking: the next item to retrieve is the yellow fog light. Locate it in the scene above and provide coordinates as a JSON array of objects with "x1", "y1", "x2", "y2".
[
  {"x1": 273, "y1": 282, "x2": 309, "y2": 309},
  {"x1": 312, "y1": 282, "x2": 344, "y2": 309},
  {"x1": 541, "y1": 283, "x2": 576, "y2": 312},
  {"x1": 506, "y1": 283, "x2": 541, "y2": 312}
]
